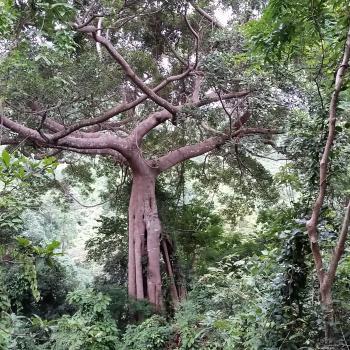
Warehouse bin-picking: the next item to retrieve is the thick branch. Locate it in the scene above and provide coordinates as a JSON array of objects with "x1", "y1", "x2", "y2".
[
  {"x1": 157, "y1": 124, "x2": 278, "y2": 172},
  {"x1": 0, "y1": 115, "x2": 128, "y2": 154},
  {"x1": 194, "y1": 90, "x2": 250, "y2": 107},
  {"x1": 50, "y1": 146, "x2": 127, "y2": 165},
  {"x1": 157, "y1": 134, "x2": 224, "y2": 171},
  {"x1": 156, "y1": 111, "x2": 274, "y2": 172},
  {"x1": 130, "y1": 90, "x2": 250, "y2": 143},
  {"x1": 129, "y1": 110, "x2": 172, "y2": 144}
]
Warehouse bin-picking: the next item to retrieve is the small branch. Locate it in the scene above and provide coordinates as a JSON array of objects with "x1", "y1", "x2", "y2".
[
  {"x1": 165, "y1": 42, "x2": 187, "y2": 66},
  {"x1": 47, "y1": 145, "x2": 127, "y2": 165},
  {"x1": 326, "y1": 200, "x2": 350, "y2": 287},
  {"x1": 74, "y1": 14, "x2": 106, "y2": 30},
  {"x1": 96, "y1": 17, "x2": 103, "y2": 59},
  {"x1": 0, "y1": 136, "x2": 21, "y2": 145},
  {"x1": 56, "y1": 180, "x2": 109, "y2": 208},
  {"x1": 20, "y1": 148, "x2": 62, "y2": 160},
  {"x1": 128, "y1": 90, "x2": 252, "y2": 145},
  {"x1": 184, "y1": 14, "x2": 199, "y2": 70},
  {"x1": 200, "y1": 122, "x2": 226, "y2": 136},
  {"x1": 215, "y1": 87, "x2": 236, "y2": 135},
  {"x1": 194, "y1": 90, "x2": 250, "y2": 107},
  {"x1": 191, "y1": 73, "x2": 204, "y2": 103},
  {"x1": 188, "y1": 1, "x2": 224, "y2": 29}
]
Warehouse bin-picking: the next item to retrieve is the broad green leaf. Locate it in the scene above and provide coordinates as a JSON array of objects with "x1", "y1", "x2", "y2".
[{"x1": 2, "y1": 149, "x2": 10, "y2": 167}]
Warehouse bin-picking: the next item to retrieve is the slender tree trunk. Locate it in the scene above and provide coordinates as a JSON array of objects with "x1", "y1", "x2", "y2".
[
  {"x1": 305, "y1": 27, "x2": 350, "y2": 342},
  {"x1": 128, "y1": 172, "x2": 163, "y2": 311},
  {"x1": 320, "y1": 284, "x2": 335, "y2": 342},
  {"x1": 161, "y1": 238, "x2": 180, "y2": 307}
]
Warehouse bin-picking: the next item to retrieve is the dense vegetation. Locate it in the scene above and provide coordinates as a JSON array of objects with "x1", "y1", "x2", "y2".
[{"x1": 1, "y1": 0, "x2": 350, "y2": 348}]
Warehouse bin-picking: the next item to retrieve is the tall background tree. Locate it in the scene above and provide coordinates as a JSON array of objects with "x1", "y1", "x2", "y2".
[{"x1": 249, "y1": 0, "x2": 350, "y2": 342}]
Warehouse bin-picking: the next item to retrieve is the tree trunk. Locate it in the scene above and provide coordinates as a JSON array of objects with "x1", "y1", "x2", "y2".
[
  {"x1": 128, "y1": 172, "x2": 163, "y2": 311},
  {"x1": 320, "y1": 284, "x2": 335, "y2": 343}
]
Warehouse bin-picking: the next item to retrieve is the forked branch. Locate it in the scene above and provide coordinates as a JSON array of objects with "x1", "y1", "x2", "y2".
[{"x1": 75, "y1": 25, "x2": 178, "y2": 114}]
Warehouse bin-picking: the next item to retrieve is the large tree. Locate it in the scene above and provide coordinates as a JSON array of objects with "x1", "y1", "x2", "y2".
[{"x1": 0, "y1": 0, "x2": 280, "y2": 310}]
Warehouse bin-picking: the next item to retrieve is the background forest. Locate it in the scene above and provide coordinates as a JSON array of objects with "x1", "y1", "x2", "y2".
[{"x1": 1, "y1": 0, "x2": 350, "y2": 349}]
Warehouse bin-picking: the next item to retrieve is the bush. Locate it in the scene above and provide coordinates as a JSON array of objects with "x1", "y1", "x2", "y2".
[{"x1": 122, "y1": 315, "x2": 172, "y2": 350}]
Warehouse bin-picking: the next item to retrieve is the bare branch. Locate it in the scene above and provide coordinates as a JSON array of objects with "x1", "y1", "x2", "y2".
[
  {"x1": 165, "y1": 42, "x2": 187, "y2": 66},
  {"x1": 188, "y1": 1, "x2": 224, "y2": 30},
  {"x1": 194, "y1": 90, "x2": 250, "y2": 107},
  {"x1": 129, "y1": 90, "x2": 250, "y2": 143},
  {"x1": 0, "y1": 136, "x2": 21, "y2": 145},
  {"x1": 326, "y1": 200, "x2": 350, "y2": 287},
  {"x1": 50, "y1": 146, "x2": 127, "y2": 165},
  {"x1": 75, "y1": 14, "x2": 107, "y2": 30},
  {"x1": 129, "y1": 110, "x2": 172, "y2": 144},
  {"x1": 157, "y1": 111, "x2": 250, "y2": 171},
  {"x1": 215, "y1": 87, "x2": 235, "y2": 135},
  {"x1": 20, "y1": 148, "x2": 62, "y2": 160},
  {"x1": 192, "y1": 73, "x2": 204, "y2": 103},
  {"x1": 184, "y1": 14, "x2": 200, "y2": 70},
  {"x1": 200, "y1": 121, "x2": 226, "y2": 136},
  {"x1": 96, "y1": 17, "x2": 103, "y2": 59},
  {"x1": 56, "y1": 180, "x2": 109, "y2": 208}
]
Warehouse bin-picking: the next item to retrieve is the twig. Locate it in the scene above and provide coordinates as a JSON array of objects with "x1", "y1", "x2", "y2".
[
  {"x1": 341, "y1": 325, "x2": 350, "y2": 350},
  {"x1": 279, "y1": 331, "x2": 291, "y2": 350},
  {"x1": 187, "y1": 0, "x2": 223, "y2": 29},
  {"x1": 55, "y1": 181, "x2": 109, "y2": 208},
  {"x1": 184, "y1": 13, "x2": 200, "y2": 69}
]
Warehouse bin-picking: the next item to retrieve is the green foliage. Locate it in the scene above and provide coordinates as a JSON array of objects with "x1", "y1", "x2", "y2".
[
  {"x1": 122, "y1": 315, "x2": 171, "y2": 350},
  {"x1": 162, "y1": 198, "x2": 226, "y2": 276},
  {"x1": 0, "y1": 151, "x2": 65, "y2": 349},
  {"x1": 169, "y1": 236, "x2": 316, "y2": 349},
  {"x1": 2, "y1": 1, "x2": 350, "y2": 349},
  {"x1": 0, "y1": 150, "x2": 57, "y2": 188},
  {"x1": 247, "y1": 0, "x2": 350, "y2": 69},
  {"x1": 1, "y1": 0, "x2": 76, "y2": 45},
  {"x1": 47, "y1": 288, "x2": 121, "y2": 350},
  {"x1": 0, "y1": 0, "x2": 17, "y2": 37},
  {"x1": 86, "y1": 215, "x2": 128, "y2": 285}
]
